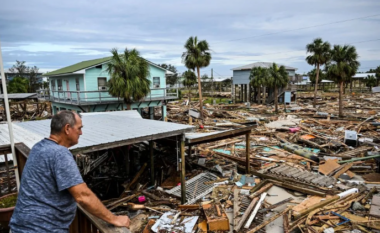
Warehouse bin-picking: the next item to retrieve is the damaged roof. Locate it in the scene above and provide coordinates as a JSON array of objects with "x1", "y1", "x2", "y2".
[{"x1": 0, "y1": 111, "x2": 194, "y2": 154}]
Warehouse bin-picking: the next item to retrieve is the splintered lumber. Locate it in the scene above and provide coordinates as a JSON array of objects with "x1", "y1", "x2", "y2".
[
  {"x1": 334, "y1": 146, "x2": 372, "y2": 158},
  {"x1": 122, "y1": 163, "x2": 147, "y2": 196},
  {"x1": 234, "y1": 197, "x2": 259, "y2": 232},
  {"x1": 203, "y1": 203, "x2": 230, "y2": 231},
  {"x1": 259, "y1": 197, "x2": 294, "y2": 213},
  {"x1": 332, "y1": 163, "x2": 354, "y2": 179},
  {"x1": 249, "y1": 183, "x2": 273, "y2": 199},
  {"x1": 361, "y1": 187, "x2": 377, "y2": 205},
  {"x1": 341, "y1": 212, "x2": 380, "y2": 230},
  {"x1": 293, "y1": 196, "x2": 340, "y2": 219},
  {"x1": 319, "y1": 159, "x2": 355, "y2": 178},
  {"x1": 107, "y1": 193, "x2": 140, "y2": 211},
  {"x1": 244, "y1": 192, "x2": 267, "y2": 229},
  {"x1": 247, "y1": 206, "x2": 292, "y2": 233}
]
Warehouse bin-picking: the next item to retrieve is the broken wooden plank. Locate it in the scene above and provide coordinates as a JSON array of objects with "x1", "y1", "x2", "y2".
[
  {"x1": 247, "y1": 206, "x2": 292, "y2": 233},
  {"x1": 234, "y1": 197, "x2": 259, "y2": 232},
  {"x1": 244, "y1": 192, "x2": 267, "y2": 229}
]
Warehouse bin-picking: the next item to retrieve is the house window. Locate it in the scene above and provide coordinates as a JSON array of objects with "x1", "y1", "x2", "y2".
[
  {"x1": 76, "y1": 78, "x2": 80, "y2": 91},
  {"x1": 153, "y1": 77, "x2": 160, "y2": 88},
  {"x1": 51, "y1": 80, "x2": 56, "y2": 91},
  {"x1": 98, "y1": 77, "x2": 107, "y2": 90},
  {"x1": 57, "y1": 79, "x2": 62, "y2": 91}
]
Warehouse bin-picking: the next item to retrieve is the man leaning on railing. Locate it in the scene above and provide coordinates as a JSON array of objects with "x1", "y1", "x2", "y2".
[{"x1": 10, "y1": 111, "x2": 130, "y2": 232}]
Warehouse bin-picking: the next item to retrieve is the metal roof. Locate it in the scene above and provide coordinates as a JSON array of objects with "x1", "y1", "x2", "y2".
[
  {"x1": 5, "y1": 111, "x2": 194, "y2": 154},
  {"x1": 0, "y1": 93, "x2": 38, "y2": 99},
  {"x1": 352, "y1": 73, "x2": 376, "y2": 79},
  {"x1": 232, "y1": 62, "x2": 297, "y2": 71},
  {"x1": 43, "y1": 56, "x2": 175, "y2": 77}
]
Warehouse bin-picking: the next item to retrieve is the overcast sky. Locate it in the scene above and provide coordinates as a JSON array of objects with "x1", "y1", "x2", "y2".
[{"x1": 1, "y1": 0, "x2": 379, "y2": 79}]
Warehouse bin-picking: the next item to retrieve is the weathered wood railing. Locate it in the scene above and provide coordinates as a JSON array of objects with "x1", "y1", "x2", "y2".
[{"x1": 13, "y1": 143, "x2": 129, "y2": 233}]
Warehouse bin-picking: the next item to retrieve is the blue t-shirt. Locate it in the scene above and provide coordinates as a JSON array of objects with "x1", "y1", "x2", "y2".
[{"x1": 10, "y1": 138, "x2": 84, "y2": 233}]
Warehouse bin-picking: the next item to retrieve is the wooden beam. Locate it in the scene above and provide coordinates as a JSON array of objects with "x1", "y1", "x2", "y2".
[
  {"x1": 246, "y1": 132, "x2": 250, "y2": 174},
  {"x1": 150, "y1": 141, "x2": 154, "y2": 186},
  {"x1": 180, "y1": 135, "x2": 186, "y2": 204},
  {"x1": 186, "y1": 126, "x2": 255, "y2": 146}
]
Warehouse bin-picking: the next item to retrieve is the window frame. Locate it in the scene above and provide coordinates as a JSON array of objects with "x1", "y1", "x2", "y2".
[
  {"x1": 51, "y1": 79, "x2": 56, "y2": 91},
  {"x1": 75, "y1": 77, "x2": 80, "y2": 91},
  {"x1": 153, "y1": 77, "x2": 160, "y2": 88},
  {"x1": 98, "y1": 77, "x2": 107, "y2": 91},
  {"x1": 57, "y1": 79, "x2": 63, "y2": 91}
]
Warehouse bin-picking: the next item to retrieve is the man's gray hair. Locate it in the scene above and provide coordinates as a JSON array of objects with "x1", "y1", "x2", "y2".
[{"x1": 50, "y1": 110, "x2": 81, "y2": 135}]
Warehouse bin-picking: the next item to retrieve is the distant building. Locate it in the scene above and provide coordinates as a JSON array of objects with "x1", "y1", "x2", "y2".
[{"x1": 231, "y1": 62, "x2": 297, "y2": 103}]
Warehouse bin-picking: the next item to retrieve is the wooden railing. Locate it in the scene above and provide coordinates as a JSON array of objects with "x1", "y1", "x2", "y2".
[
  {"x1": 37, "y1": 88, "x2": 179, "y2": 105},
  {"x1": 0, "y1": 145, "x2": 17, "y2": 197},
  {"x1": 13, "y1": 143, "x2": 129, "y2": 233}
]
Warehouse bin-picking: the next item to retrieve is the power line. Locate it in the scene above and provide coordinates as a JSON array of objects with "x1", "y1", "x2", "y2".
[
  {"x1": 213, "y1": 38, "x2": 380, "y2": 60},
  {"x1": 214, "y1": 14, "x2": 380, "y2": 44}
]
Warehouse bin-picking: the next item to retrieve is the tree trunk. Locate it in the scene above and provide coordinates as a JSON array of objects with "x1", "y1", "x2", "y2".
[
  {"x1": 313, "y1": 64, "x2": 320, "y2": 108},
  {"x1": 124, "y1": 99, "x2": 131, "y2": 110},
  {"x1": 257, "y1": 87, "x2": 261, "y2": 104},
  {"x1": 339, "y1": 81, "x2": 344, "y2": 117},
  {"x1": 274, "y1": 87, "x2": 278, "y2": 113},
  {"x1": 196, "y1": 67, "x2": 203, "y2": 121},
  {"x1": 262, "y1": 87, "x2": 266, "y2": 104}
]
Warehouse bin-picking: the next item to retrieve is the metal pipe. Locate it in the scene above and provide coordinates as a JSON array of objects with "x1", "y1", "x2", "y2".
[
  {"x1": 337, "y1": 154, "x2": 380, "y2": 164},
  {"x1": 0, "y1": 40, "x2": 20, "y2": 189}
]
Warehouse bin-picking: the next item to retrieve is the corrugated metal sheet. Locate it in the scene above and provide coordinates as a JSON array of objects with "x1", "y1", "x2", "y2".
[
  {"x1": 0, "y1": 111, "x2": 194, "y2": 154},
  {"x1": 80, "y1": 110, "x2": 142, "y2": 119},
  {"x1": 0, "y1": 123, "x2": 44, "y2": 162},
  {"x1": 232, "y1": 62, "x2": 297, "y2": 71},
  {"x1": 0, "y1": 93, "x2": 37, "y2": 99}
]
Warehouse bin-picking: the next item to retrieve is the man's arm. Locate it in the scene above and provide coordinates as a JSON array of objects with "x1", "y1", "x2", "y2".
[{"x1": 68, "y1": 183, "x2": 130, "y2": 227}]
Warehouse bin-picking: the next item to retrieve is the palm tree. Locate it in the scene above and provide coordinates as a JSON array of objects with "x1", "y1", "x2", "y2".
[
  {"x1": 308, "y1": 68, "x2": 324, "y2": 85},
  {"x1": 365, "y1": 75, "x2": 377, "y2": 92},
  {"x1": 106, "y1": 48, "x2": 151, "y2": 110},
  {"x1": 326, "y1": 45, "x2": 360, "y2": 117},
  {"x1": 250, "y1": 67, "x2": 265, "y2": 104},
  {"x1": 268, "y1": 63, "x2": 289, "y2": 113},
  {"x1": 306, "y1": 38, "x2": 331, "y2": 108},
  {"x1": 182, "y1": 36, "x2": 212, "y2": 121},
  {"x1": 375, "y1": 66, "x2": 380, "y2": 86},
  {"x1": 182, "y1": 70, "x2": 197, "y2": 104}
]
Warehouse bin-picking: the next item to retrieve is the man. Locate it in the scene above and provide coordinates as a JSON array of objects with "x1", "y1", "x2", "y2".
[{"x1": 10, "y1": 111, "x2": 130, "y2": 232}]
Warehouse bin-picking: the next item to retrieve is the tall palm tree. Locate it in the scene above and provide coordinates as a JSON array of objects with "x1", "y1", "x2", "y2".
[
  {"x1": 268, "y1": 63, "x2": 289, "y2": 113},
  {"x1": 306, "y1": 38, "x2": 331, "y2": 108},
  {"x1": 106, "y1": 48, "x2": 151, "y2": 110},
  {"x1": 326, "y1": 45, "x2": 360, "y2": 117},
  {"x1": 250, "y1": 67, "x2": 265, "y2": 104},
  {"x1": 182, "y1": 70, "x2": 197, "y2": 104},
  {"x1": 182, "y1": 36, "x2": 212, "y2": 121}
]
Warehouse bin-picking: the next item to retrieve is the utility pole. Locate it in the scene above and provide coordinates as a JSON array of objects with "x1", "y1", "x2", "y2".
[
  {"x1": 211, "y1": 69, "x2": 214, "y2": 104},
  {"x1": 0, "y1": 40, "x2": 20, "y2": 189}
]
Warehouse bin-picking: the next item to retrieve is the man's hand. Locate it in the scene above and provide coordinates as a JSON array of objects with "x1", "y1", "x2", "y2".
[
  {"x1": 69, "y1": 183, "x2": 130, "y2": 228},
  {"x1": 111, "y1": 215, "x2": 130, "y2": 228}
]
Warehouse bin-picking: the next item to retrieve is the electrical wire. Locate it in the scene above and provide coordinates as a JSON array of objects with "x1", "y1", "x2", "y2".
[{"x1": 214, "y1": 14, "x2": 380, "y2": 44}]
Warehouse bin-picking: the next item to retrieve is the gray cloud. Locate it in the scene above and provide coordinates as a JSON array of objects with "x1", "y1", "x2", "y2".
[{"x1": 1, "y1": 0, "x2": 379, "y2": 76}]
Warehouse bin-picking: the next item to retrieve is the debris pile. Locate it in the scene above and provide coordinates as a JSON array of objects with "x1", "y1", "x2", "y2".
[{"x1": 77, "y1": 92, "x2": 380, "y2": 232}]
